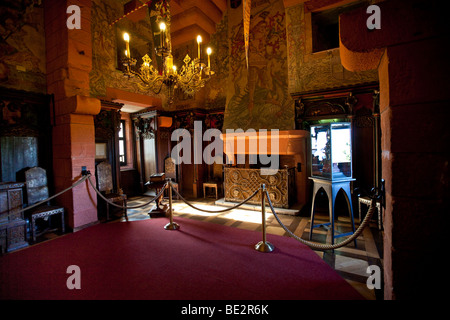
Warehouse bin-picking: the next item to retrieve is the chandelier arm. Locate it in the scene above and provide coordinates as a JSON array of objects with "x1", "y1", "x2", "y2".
[
  {"x1": 179, "y1": 80, "x2": 206, "y2": 90},
  {"x1": 152, "y1": 82, "x2": 164, "y2": 95},
  {"x1": 144, "y1": 79, "x2": 165, "y2": 95},
  {"x1": 129, "y1": 69, "x2": 165, "y2": 95},
  {"x1": 177, "y1": 75, "x2": 207, "y2": 88},
  {"x1": 128, "y1": 69, "x2": 164, "y2": 94},
  {"x1": 177, "y1": 70, "x2": 209, "y2": 86},
  {"x1": 119, "y1": 11, "x2": 214, "y2": 105}
]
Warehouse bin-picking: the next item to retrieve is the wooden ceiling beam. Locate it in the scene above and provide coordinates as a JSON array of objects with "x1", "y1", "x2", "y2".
[
  {"x1": 211, "y1": 0, "x2": 227, "y2": 13},
  {"x1": 172, "y1": 0, "x2": 223, "y2": 24},
  {"x1": 170, "y1": 25, "x2": 210, "y2": 48},
  {"x1": 171, "y1": 6, "x2": 217, "y2": 35}
]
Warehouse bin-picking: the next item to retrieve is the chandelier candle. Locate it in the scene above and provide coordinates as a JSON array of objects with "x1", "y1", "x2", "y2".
[
  {"x1": 197, "y1": 35, "x2": 202, "y2": 60},
  {"x1": 119, "y1": 6, "x2": 214, "y2": 104},
  {"x1": 123, "y1": 32, "x2": 130, "y2": 58},
  {"x1": 160, "y1": 22, "x2": 166, "y2": 48},
  {"x1": 166, "y1": 54, "x2": 174, "y2": 74},
  {"x1": 207, "y1": 47, "x2": 212, "y2": 68}
]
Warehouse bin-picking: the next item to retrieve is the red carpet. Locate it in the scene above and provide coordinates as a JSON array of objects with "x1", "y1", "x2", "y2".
[{"x1": 0, "y1": 217, "x2": 363, "y2": 300}]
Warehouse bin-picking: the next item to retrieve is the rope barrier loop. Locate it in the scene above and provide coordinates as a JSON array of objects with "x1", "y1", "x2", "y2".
[
  {"x1": 169, "y1": 180, "x2": 261, "y2": 213},
  {"x1": 26, "y1": 171, "x2": 375, "y2": 251},
  {"x1": 16, "y1": 173, "x2": 168, "y2": 215},
  {"x1": 168, "y1": 179, "x2": 376, "y2": 251},
  {"x1": 15, "y1": 172, "x2": 378, "y2": 251},
  {"x1": 265, "y1": 189, "x2": 377, "y2": 251},
  {"x1": 86, "y1": 174, "x2": 168, "y2": 209},
  {"x1": 14, "y1": 174, "x2": 90, "y2": 215}
]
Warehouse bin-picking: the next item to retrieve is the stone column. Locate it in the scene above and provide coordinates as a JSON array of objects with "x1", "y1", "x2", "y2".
[{"x1": 44, "y1": 0, "x2": 100, "y2": 231}]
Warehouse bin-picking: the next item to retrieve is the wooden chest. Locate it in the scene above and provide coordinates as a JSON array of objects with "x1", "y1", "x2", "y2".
[{"x1": 0, "y1": 182, "x2": 28, "y2": 254}]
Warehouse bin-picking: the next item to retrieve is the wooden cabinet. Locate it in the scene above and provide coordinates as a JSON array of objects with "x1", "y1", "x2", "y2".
[{"x1": 0, "y1": 182, "x2": 28, "y2": 254}]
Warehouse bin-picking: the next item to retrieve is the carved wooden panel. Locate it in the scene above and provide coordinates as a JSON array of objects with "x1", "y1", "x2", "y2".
[
  {"x1": 24, "y1": 167, "x2": 49, "y2": 206},
  {"x1": 134, "y1": 116, "x2": 156, "y2": 140},
  {"x1": 164, "y1": 157, "x2": 177, "y2": 181},
  {"x1": 0, "y1": 182, "x2": 25, "y2": 222},
  {"x1": 354, "y1": 106, "x2": 374, "y2": 128},
  {"x1": 0, "y1": 182, "x2": 28, "y2": 252},
  {"x1": 95, "y1": 108, "x2": 121, "y2": 139},
  {"x1": 7, "y1": 222, "x2": 26, "y2": 247},
  {"x1": 224, "y1": 167, "x2": 295, "y2": 208},
  {"x1": 8, "y1": 189, "x2": 24, "y2": 221},
  {"x1": 97, "y1": 161, "x2": 113, "y2": 193},
  {"x1": 0, "y1": 228, "x2": 6, "y2": 254},
  {"x1": 0, "y1": 190, "x2": 7, "y2": 224}
]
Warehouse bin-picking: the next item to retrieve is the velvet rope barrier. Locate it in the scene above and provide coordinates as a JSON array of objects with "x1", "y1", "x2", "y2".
[
  {"x1": 16, "y1": 174, "x2": 168, "y2": 215},
  {"x1": 265, "y1": 188, "x2": 377, "y2": 251},
  {"x1": 169, "y1": 180, "x2": 377, "y2": 251},
  {"x1": 14, "y1": 174, "x2": 90, "y2": 215},
  {"x1": 86, "y1": 175, "x2": 168, "y2": 210},
  {"x1": 170, "y1": 181, "x2": 261, "y2": 213}
]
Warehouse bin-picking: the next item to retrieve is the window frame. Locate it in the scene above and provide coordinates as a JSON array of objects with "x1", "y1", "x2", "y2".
[{"x1": 118, "y1": 120, "x2": 127, "y2": 166}]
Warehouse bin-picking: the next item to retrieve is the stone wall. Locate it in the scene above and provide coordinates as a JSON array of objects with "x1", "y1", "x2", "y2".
[{"x1": 339, "y1": 0, "x2": 449, "y2": 299}]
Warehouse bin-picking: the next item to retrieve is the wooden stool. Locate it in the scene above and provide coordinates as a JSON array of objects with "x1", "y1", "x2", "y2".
[
  {"x1": 24, "y1": 167, "x2": 66, "y2": 243},
  {"x1": 29, "y1": 206, "x2": 65, "y2": 243},
  {"x1": 203, "y1": 182, "x2": 219, "y2": 199}
]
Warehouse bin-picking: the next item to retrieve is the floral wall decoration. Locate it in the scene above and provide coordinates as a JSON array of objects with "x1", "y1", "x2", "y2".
[
  {"x1": 223, "y1": 0, "x2": 295, "y2": 131},
  {"x1": 0, "y1": 0, "x2": 46, "y2": 93}
]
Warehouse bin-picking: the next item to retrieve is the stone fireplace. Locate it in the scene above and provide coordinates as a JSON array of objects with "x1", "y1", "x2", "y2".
[{"x1": 221, "y1": 130, "x2": 310, "y2": 213}]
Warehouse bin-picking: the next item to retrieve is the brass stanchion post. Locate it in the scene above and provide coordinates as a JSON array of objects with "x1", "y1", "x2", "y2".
[
  {"x1": 255, "y1": 184, "x2": 274, "y2": 253},
  {"x1": 164, "y1": 179, "x2": 180, "y2": 230}
]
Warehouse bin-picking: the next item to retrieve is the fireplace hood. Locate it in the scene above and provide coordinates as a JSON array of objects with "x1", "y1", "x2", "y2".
[
  {"x1": 221, "y1": 130, "x2": 310, "y2": 156},
  {"x1": 221, "y1": 129, "x2": 311, "y2": 208}
]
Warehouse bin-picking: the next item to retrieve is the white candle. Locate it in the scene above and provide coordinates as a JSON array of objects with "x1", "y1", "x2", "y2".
[
  {"x1": 206, "y1": 47, "x2": 212, "y2": 68},
  {"x1": 197, "y1": 35, "x2": 202, "y2": 60},
  {"x1": 160, "y1": 22, "x2": 166, "y2": 48},
  {"x1": 123, "y1": 32, "x2": 130, "y2": 58}
]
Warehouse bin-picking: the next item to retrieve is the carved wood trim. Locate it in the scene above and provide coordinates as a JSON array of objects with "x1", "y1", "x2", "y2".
[{"x1": 224, "y1": 167, "x2": 295, "y2": 209}]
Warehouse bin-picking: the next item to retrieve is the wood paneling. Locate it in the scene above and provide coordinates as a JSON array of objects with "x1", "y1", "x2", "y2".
[
  {"x1": 0, "y1": 88, "x2": 52, "y2": 184},
  {"x1": 120, "y1": 168, "x2": 140, "y2": 196},
  {"x1": 0, "y1": 137, "x2": 38, "y2": 182}
]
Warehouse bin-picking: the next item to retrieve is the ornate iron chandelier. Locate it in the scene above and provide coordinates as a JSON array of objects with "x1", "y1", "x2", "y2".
[{"x1": 120, "y1": 1, "x2": 214, "y2": 104}]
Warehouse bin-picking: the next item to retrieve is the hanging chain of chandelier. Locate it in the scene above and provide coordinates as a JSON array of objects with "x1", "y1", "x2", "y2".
[{"x1": 120, "y1": 1, "x2": 214, "y2": 104}]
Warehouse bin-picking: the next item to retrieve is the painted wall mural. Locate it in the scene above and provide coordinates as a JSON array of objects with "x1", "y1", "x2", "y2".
[
  {"x1": 90, "y1": 0, "x2": 157, "y2": 99},
  {"x1": 204, "y1": 12, "x2": 229, "y2": 110},
  {"x1": 223, "y1": 0, "x2": 295, "y2": 131},
  {"x1": 0, "y1": 0, "x2": 46, "y2": 94},
  {"x1": 285, "y1": 4, "x2": 378, "y2": 94}
]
